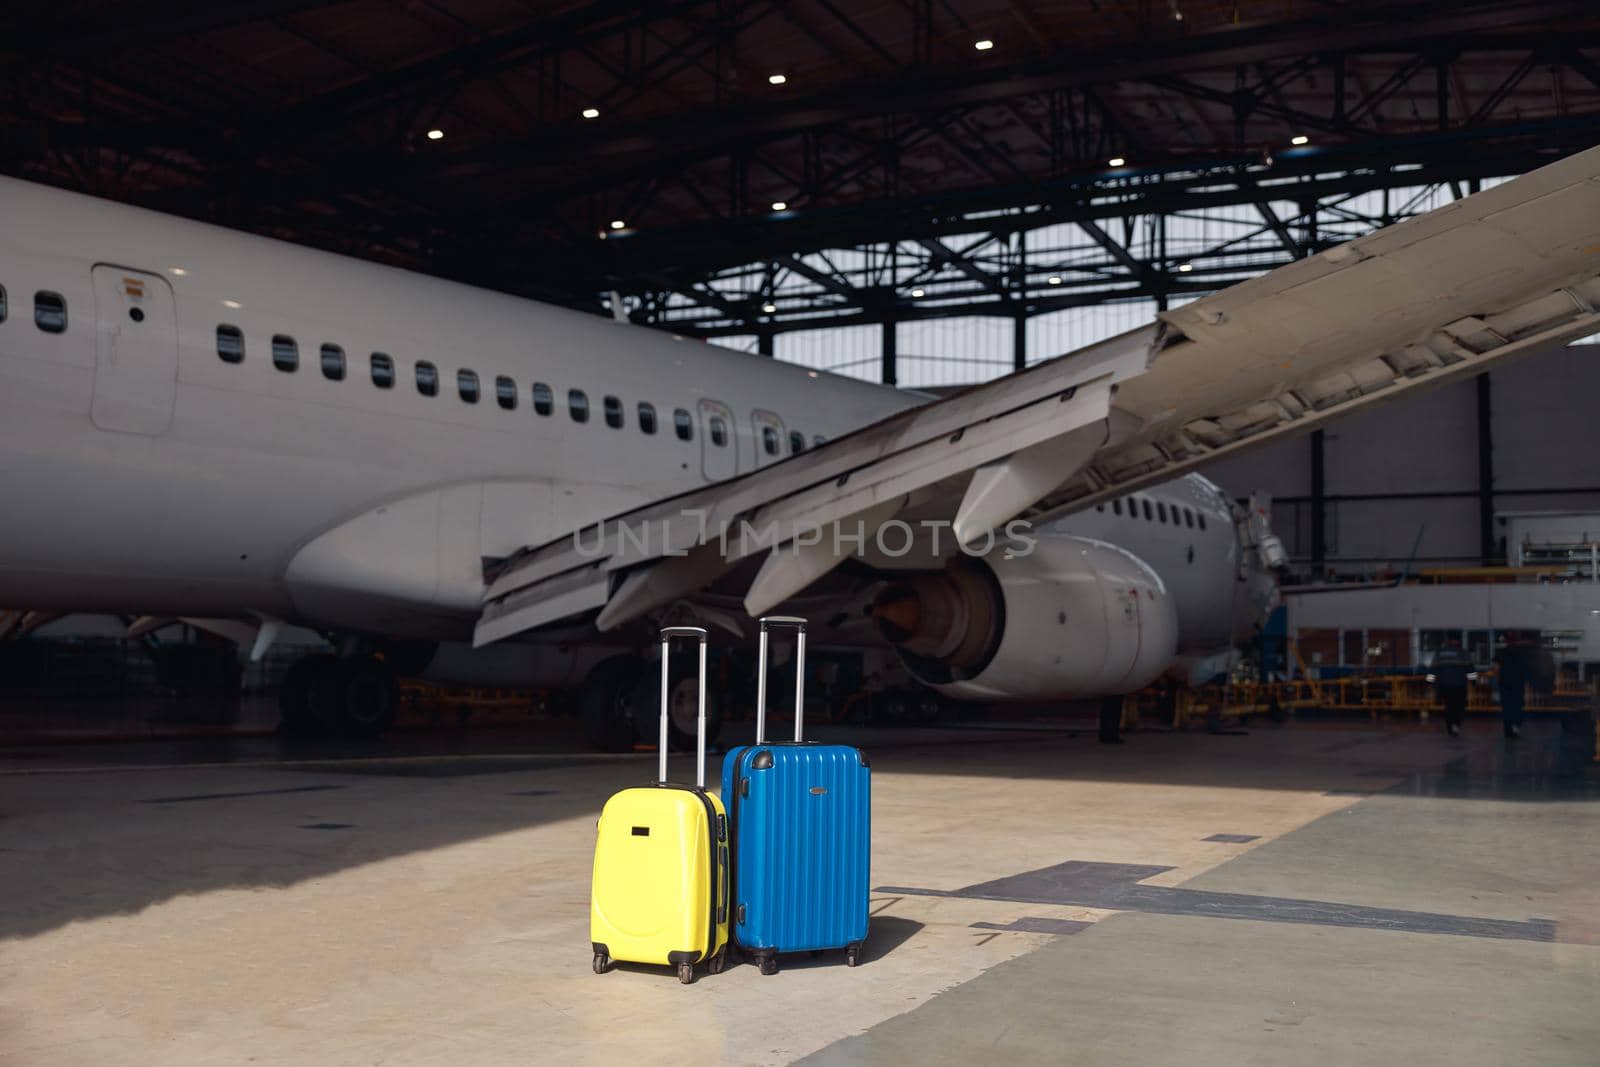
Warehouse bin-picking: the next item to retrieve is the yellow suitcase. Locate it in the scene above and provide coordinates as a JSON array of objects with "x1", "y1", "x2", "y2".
[{"x1": 591, "y1": 626, "x2": 730, "y2": 984}]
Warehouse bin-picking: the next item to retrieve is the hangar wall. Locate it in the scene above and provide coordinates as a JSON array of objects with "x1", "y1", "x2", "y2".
[{"x1": 1198, "y1": 339, "x2": 1600, "y2": 574}]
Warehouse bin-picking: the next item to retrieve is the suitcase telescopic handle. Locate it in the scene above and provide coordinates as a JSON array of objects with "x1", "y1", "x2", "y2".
[
  {"x1": 755, "y1": 616, "x2": 807, "y2": 744},
  {"x1": 658, "y1": 626, "x2": 710, "y2": 787}
]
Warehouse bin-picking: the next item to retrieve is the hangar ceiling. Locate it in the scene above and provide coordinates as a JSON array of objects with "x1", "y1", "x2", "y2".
[{"x1": 4, "y1": 0, "x2": 1600, "y2": 338}]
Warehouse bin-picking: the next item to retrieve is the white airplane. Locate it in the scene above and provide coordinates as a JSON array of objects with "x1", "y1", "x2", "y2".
[{"x1": 2, "y1": 146, "x2": 1598, "y2": 748}]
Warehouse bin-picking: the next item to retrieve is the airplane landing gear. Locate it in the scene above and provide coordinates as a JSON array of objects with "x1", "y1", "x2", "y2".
[{"x1": 277, "y1": 654, "x2": 399, "y2": 736}]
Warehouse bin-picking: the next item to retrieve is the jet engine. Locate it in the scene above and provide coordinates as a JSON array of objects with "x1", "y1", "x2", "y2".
[{"x1": 871, "y1": 533, "x2": 1178, "y2": 701}]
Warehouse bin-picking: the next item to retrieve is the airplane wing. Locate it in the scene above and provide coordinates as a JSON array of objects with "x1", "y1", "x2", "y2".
[{"x1": 476, "y1": 144, "x2": 1600, "y2": 647}]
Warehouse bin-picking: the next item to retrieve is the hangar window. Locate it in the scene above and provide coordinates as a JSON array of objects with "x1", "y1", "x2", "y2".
[
  {"x1": 416, "y1": 361, "x2": 438, "y2": 396},
  {"x1": 1157, "y1": 501, "x2": 1168, "y2": 524},
  {"x1": 34, "y1": 291, "x2": 66, "y2": 333},
  {"x1": 321, "y1": 344, "x2": 346, "y2": 381},
  {"x1": 458, "y1": 369, "x2": 480, "y2": 403},
  {"x1": 370, "y1": 353, "x2": 394, "y2": 389},
  {"x1": 1197, "y1": 512, "x2": 1207, "y2": 531},
  {"x1": 216, "y1": 324, "x2": 244, "y2": 364},
  {"x1": 674, "y1": 408, "x2": 693, "y2": 441},
  {"x1": 604, "y1": 395, "x2": 624, "y2": 429},
  {"x1": 1184, "y1": 508, "x2": 1194, "y2": 529},
  {"x1": 789, "y1": 430, "x2": 805, "y2": 454},
  {"x1": 709, "y1": 416, "x2": 728, "y2": 447},
  {"x1": 532, "y1": 382, "x2": 553, "y2": 415},
  {"x1": 496, "y1": 376, "x2": 516, "y2": 410},
  {"x1": 1141, "y1": 499, "x2": 1153, "y2": 522},
  {"x1": 1112, "y1": 499, "x2": 1122, "y2": 516},
  {"x1": 569, "y1": 389, "x2": 590, "y2": 422},
  {"x1": 272, "y1": 334, "x2": 298, "y2": 372},
  {"x1": 762, "y1": 426, "x2": 779, "y2": 456},
  {"x1": 638, "y1": 403, "x2": 657, "y2": 434}
]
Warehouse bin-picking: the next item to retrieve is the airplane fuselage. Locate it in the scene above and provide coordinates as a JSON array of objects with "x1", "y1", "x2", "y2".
[{"x1": 0, "y1": 177, "x2": 1267, "y2": 685}]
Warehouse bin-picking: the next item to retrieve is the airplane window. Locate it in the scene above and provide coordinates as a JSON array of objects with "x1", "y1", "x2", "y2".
[
  {"x1": 1184, "y1": 508, "x2": 1195, "y2": 529},
  {"x1": 272, "y1": 334, "x2": 298, "y2": 372},
  {"x1": 1112, "y1": 499, "x2": 1122, "y2": 516},
  {"x1": 216, "y1": 324, "x2": 244, "y2": 364},
  {"x1": 321, "y1": 344, "x2": 346, "y2": 381},
  {"x1": 789, "y1": 430, "x2": 805, "y2": 454},
  {"x1": 458, "y1": 369, "x2": 480, "y2": 403},
  {"x1": 416, "y1": 361, "x2": 438, "y2": 396},
  {"x1": 1157, "y1": 501, "x2": 1168, "y2": 524},
  {"x1": 0, "y1": 284, "x2": 7, "y2": 322},
  {"x1": 638, "y1": 403, "x2": 657, "y2": 435},
  {"x1": 1141, "y1": 499, "x2": 1153, "y2": 521},
  {"x1": 569, "y1": 389, "x2": 590, "y2": 422},
  {"x1": 674, "y1": 408, "x2": 693, "y2": 441},
  {"x1": 710, "y1": 416, "x2": 728, "y2": 447},
  {"x1": 1198, "y1": 513, "x2": 1207, "y2": 531},
  {"x1": 762, "y1": 426, "x2": 779, "y2": 456},
  {"x1": 532, "y1": 382, "x2": 553, "y2": 415},
  {"x1": 496, "y1": 376, "x2": 517, "y2": 410},
  {"x1": 370, "y1": 353, "x2": 394, "y2": 389},
  {"x1": 604, "y1": 395, "x2": 624, "y2": 429},
  {"x1": 34, "y1": 291, "x2": 66, "y2": 333}
]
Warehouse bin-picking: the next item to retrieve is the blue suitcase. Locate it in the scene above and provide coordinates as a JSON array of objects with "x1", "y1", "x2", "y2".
[{"x1": 721, "y1": 616, "x2": 870, "y2": 975}]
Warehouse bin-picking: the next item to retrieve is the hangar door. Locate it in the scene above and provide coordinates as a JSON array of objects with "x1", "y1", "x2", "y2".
[{"x1": 90, "y1": 265, "x2": 178, "y2": 436}]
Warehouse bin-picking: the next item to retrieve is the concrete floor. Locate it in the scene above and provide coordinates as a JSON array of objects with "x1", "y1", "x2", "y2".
[{"x1": 0, "y1": 718, "x2": 1596, "y2": 1065}]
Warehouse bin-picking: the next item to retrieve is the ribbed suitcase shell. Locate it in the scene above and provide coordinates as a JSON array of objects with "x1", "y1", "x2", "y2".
[
  {"x1": 590, "y1": 784, "x2": 729, "y2": 967},
  {"x1": 721, "y1": 742, "x2": 870, "y2": 955}
]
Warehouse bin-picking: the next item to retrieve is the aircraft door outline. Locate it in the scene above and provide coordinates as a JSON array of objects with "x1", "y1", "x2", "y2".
[
  {"x1": 89, "y1": 265, "x2": 178, "y2": 436},
  {"x1": 698, "y1": 398, "x2": 738, "y2": 481}
]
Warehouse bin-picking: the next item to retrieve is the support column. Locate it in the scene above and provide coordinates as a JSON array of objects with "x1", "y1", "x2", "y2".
[
  {"x1": 1012, "y1": 310, "x2": 1027, "y2": 372},
  {"x1": 1477, "y1": 372, "x2": 1495, "y2": 564},
  {"x1": 1310, "y1": 429, "x2": 1327, "y2": 574},
  {"x1": 757, "y1": 332, "x2": 773, "y2": 358},
  {"x1": 881, "y1": 321, "x2": 897, "y2": 386}
]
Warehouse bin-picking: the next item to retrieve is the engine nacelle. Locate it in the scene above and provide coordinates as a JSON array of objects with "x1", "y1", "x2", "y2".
[{"x1": 872, "y1": 533, "x2": 1178, "y2": 701}]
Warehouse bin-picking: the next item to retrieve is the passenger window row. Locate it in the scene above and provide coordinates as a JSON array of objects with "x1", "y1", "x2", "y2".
[
  {"x1": 0, "y1": 287, "x2": 68, "y2": 333},
  {"x1": 214, "y1": 324, "x2": 819, "y2": 452},
  {"x1": 1101, "y1": 495, "x2": 1207, "y2": 531}
]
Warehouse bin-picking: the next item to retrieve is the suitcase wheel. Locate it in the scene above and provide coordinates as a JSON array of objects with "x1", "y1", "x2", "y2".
[
  {"x1": 845, "y1": 943, "x2": 862, "y2": 968},
  {"x1": 677, "y1": 961, "x2": 696, "y2": 985},
  {"x1": 592, "y1": 951, "x2": 612, "y2": 975},
  {"x1": 758, "y1": 955, "x2": 779, "y2": 976},
  {"x1": 708, "y1": 948, "x2": 727, "y2": 976}
]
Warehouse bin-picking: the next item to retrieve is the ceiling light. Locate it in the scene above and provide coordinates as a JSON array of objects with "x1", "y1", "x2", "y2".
[
  {"x1": 1047, "y1": 275, "x2": 1062, "y2": 285},
  {"x1": 581, "y1": 107, "x2": 600, "y2": 119},
  {"x1": 426, "y1": 128, "x2": 444, "y2": 140},
  {"x1": 771, "y1": 200, "x2": 787, "y2": 211},
  {"x1": 974, "y1": 39, "x2": 994, "y2": 51},
  {"x1": 1108, "y1": 156, "x2": 1126, "y2": 167},
  {"x1": 222, "y1": 299, "x2": 242, "y2": 309},
  {"x1": 609, "y1": 219, "x2": 626, "y2": 230},
  {"x1": 910, "y1": 288, "x2": 925, "y2": 298},
  {"x1": 1177, "y1": 263, "x2": 1194, "y2": 273},
  {"x1": 768, "y1": 73, "x2": 787, "y2": 85},
  {"x1": 762, "y1": 302, "x2": 778, "y2": 314},
  {"x1": 169, "y1": 267, "x2": 186, "y2": 276},
  {"x1": 1290, "y1": 135, "x2": 1309, "y2": 146},
  {"x1": 807, "y1": 371, "x2": 819, "y2": 378}
]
